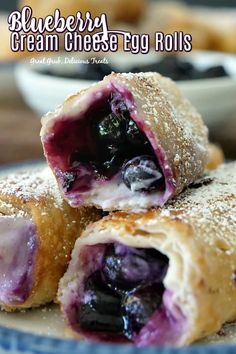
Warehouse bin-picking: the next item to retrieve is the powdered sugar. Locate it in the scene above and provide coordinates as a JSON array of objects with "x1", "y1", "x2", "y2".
[
  {"x1": 158, "y1": 162, "x2": 236, "y2": 247},
  {"x1": 0, "y1": 168, "x2": 63, "y2": 212}
]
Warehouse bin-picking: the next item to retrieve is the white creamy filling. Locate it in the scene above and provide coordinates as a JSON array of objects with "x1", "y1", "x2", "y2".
[
  {"x1": 129, "y1": 166, "x2": 163, "y2": 193},
  {"x1": 0, "y1": 216, "x2": 35, "y2": 304},
  {"x1": 69, "y1": 173, "x2": 164, "y2": 212}
]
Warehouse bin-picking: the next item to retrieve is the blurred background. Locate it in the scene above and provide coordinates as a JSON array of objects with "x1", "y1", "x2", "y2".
[
  {"x1": 0, "y1": 0, "x2": 236, "y2": 167},
  {"x1": 2, "y1": 0, "x2": 236, "y2": 10}
]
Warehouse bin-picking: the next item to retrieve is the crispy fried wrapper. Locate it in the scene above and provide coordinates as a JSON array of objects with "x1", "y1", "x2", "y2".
[
  {"x1": 59, "y1": 162, "x2": 236, "y2": 346},
  {"x1": 41, "y1": 72, "x2": 208, "y2": 212},
  {"x1": 0, "y1": 168, "x2": 102, "y2": 311}
]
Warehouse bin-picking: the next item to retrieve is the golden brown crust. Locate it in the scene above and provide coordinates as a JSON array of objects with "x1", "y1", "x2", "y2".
[
  {"x1": 60, "y1": 162, "x2": 236, "y2": 345},
  {"x1": 206, "y1": 143, "x2": 224, "y2": 171},
  {"x1": 0, "y1": 168, "x2": 102, "y2": 311}
]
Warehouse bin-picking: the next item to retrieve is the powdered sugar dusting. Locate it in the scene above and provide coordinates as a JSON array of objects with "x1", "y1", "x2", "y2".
[
  {"x1": 0, "y1": 168, "x2": 63, "y2": 211},
  {"x1": 41, "y1": 72, "x2": 208, "y2": 211},
  {"x1": 159, "y1": 162, "x2": 236, "y2": 248}
]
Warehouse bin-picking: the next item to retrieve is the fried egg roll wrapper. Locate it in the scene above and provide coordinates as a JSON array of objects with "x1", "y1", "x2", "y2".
[
  {"x1": 206, "y1": 143, "x2": 224, "y2": 171},
  {"x1": 59, "y1": 162, "x2": 236, "y2": 346},
  {"x1": 0, "y1": 168, "x2": 102, "y2": 311},
  {"x1": 41, "y1": 72, "x2": 208, "y2": 212}
]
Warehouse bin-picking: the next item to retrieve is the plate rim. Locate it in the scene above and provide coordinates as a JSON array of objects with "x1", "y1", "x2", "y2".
[{"x1": 0, "y1": 324, "x2": 236, "y2": 354}]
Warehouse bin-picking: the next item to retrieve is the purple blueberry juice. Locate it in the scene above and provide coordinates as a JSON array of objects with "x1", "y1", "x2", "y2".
[{"x1": 62, "y1": 242, "x2": 186, "y2": 346}]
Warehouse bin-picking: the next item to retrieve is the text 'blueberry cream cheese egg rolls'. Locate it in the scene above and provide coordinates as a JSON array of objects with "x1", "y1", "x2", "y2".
[
  {"x1": 41, "y1": 72, "x2": 208, "y2": 212},
  {"x1": 59, "y1": 162, "x2": 236, "y2": 347},
  {"x1": 0, "y1": 168, "x2": 102, "y2": 311}
]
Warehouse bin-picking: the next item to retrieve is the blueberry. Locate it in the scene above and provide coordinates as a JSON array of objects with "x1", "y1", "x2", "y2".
[
  {"x1": 102, "y1": 244, "x2": 168, "y2": 291},
  {"x1": 117, "y1": 102, "x2": 129, "y2": 116},
  {"x1": 79, "y1": 304, "x2": 124, "y2": 332},
  {"x1": 102, "y1": 245, "x2": 149, "y2": 291},
  {"x1": 203, "y1": 65, "x2": 228, "y2": 79},
  {"x1": 142, "y1": 248, "x2": 169, "y2": 283},
  {"x1": 122, "y1": 155, "x2": 164, "y2": 192},
  {"x1": 91, "y1": 110, "x2": 129, "y2": 177},
  {"x1": 62, "y1": 171, "x2": 76, "y2": 191},
  {"x1": 79, "y1": 246, "x2": 168, "y2": 337},
  {"x1": 92, "y1": 145, "x2": 125, "y2": 178},
  {"x1": 109, "y1": 97, "x2": 147, "y2": 147},
  {"x1": 84, "y1": 271, "x2": 121, "y2": 315},
  {"x1": 110, "y1": 97, "x2": 129, "y2": 118},
  {"x1": 93, "y1": 113, "x2": 126, "y2": 146},
  {"x1": 126, "y1": 119, "x2": 147, "y2": 146},
  {"x1": 100, "y1": 153, "x2": 124, "y2": 177},
  {"x1": 123, "y1": 284, "x2": 164, "y2": 337},
  {"x1": 78, "y1": 271, "x2": 123, "y2": 333},
  {"x1": 129, "y1": 56, "x2": 209, "y2": 81},
  {"x1": 45, "y1": 61, "x2": 114, "y2": 81}
]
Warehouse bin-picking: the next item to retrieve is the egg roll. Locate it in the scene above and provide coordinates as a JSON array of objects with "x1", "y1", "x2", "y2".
[
  {"x1": 59, "y1": 162, "x2": 236, "y2": 346},
  {"x1": 206, "y1": 143, "x2": 224, "y2": 171},
  {"x1": 41, "y1": 72, "x2": 208, "y2": 212},
  {"x1": 0, "y1": 168, "x2": 101, "y2": 311}
]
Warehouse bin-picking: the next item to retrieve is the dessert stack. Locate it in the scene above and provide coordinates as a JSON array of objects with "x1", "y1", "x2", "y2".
[
  {"x1": 0, "y1": 72, "x2": 235, "y2": 347},
  {"x1": 40, "y1": 73, "x2": 235, "y2": 346}
]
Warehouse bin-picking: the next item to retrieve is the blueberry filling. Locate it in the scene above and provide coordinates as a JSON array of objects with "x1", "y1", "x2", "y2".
[
  {"x1": 77, "y1": 243, "x2": 169, "y2": 341},
  {"x1": 90, "y1": 96, "x2": 157, "y2": 180},
  {"x1": 102, "y1": 244, "x2": 167, "y2": 292},
  {"x1": 46, "y1": 91, "x2": 165, "y2": 196},
  {"x1": 123, "y1": 283, "x2": 164, "y2": 338},
  {"x1": 62, "y1": 171, "x2": 77, "y2": 192},
  {"x1": 122, "y1": 156, "x2": 165, "y2": 192},
  {"x1": 78, "y1": 271, "x2": 123, "y2": 333},
  {"x1": 0, "y1": 217, "x2": 37, "y2": 305}
]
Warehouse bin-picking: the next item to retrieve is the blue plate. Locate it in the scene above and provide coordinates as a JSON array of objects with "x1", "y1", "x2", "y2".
[{"x1": 0, "y1": 325, "x2": 236, "y2": 354}]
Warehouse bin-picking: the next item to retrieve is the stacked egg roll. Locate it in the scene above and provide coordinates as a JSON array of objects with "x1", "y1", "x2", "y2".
[
  {"x1": 41, "y1": 72, "x2": 208, "y2": 212},
  {"x1": 59, "y1": 162, "x2": 236, "y2": 346},
  {"x1": 0, "y1": 168, "x2": 101, "y2": 311}
]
